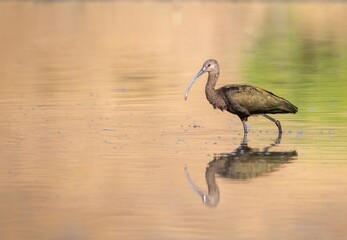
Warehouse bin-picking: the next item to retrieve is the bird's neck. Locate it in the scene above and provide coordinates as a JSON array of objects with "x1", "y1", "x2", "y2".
[
  {"x1": 205, "y1": 72, "x2": 225, "y2": 110},
  {"x1": 204, "y1": 164, "x2": 220, "y2": 207},
  {"x1": 205, "y1": 72, "x2": 219, "y2": 93}
]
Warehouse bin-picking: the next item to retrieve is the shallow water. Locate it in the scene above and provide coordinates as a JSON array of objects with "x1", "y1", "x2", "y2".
[{"x1": 1, "y1": 1, "x2": 347, "y2": 240}]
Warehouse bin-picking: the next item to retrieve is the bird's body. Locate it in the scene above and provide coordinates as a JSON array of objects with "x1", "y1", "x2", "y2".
[
  {"x1": 211, "y1": 84, "x2": 297, "y2": 116},
  {"x1": 184, "y1": 59, "x2": 298, "y2": 135}
]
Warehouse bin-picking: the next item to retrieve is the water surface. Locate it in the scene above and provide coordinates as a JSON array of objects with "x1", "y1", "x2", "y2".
[{"x1": 1, "y1": 1, "x2": 347, "y2": 240}]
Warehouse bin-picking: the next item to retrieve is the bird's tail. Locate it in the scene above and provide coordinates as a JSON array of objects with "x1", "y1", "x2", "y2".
[{"x1": 281, "y1": 99, "x2": 298, "y2": 114}]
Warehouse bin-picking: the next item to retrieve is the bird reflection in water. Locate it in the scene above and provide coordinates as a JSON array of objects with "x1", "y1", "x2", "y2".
[{"x1": 184, "y1": 134, "x2": 297, "y2": 208}]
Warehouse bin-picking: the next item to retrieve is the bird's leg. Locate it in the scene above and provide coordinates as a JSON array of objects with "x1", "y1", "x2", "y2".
[
  {"x1": 263, "y1": 132, "x2": 283, "y2": 152},
  {"x1": 240, "y1": 118, "x2": 248, "y2": 136},
  {"x1": 275, "y1": 131, "x2": 282, "y2": 144},
  {"x1": 241, "y1": 132, "x2": 248, "y2": 145},
  {"x1": 262, "y1": 114, "x2": 282, "y2": 133}
]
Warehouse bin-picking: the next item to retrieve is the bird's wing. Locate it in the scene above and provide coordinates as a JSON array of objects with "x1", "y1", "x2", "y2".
[{"x1": 219, "y1": 85, "x2": 297, "y2": 114}]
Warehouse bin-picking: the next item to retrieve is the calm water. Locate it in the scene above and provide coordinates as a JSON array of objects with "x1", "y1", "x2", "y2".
[{"x1": 1, "y1": 1, "x2": 347, "y2": 240}]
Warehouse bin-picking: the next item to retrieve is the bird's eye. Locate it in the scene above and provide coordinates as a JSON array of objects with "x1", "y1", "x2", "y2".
[{"x1": 207, "y1": 64, "x2": 211, "y2": 67}]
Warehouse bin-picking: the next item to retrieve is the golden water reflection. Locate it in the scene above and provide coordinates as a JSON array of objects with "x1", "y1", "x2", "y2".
[{"x1": 185, "y1": 135, "x2": 297, "y2": 207}]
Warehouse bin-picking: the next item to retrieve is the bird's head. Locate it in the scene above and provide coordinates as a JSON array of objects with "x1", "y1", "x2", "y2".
[
  {"x1": 184, "y1": 59, "x2": 219, "y2": 101},
  {"x1": 201, "y1": 59, "x2": 219, "y2": 73}
]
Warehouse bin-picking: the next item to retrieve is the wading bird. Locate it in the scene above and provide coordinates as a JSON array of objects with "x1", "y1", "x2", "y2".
[{"x1": 184, "y1": 59, "x2": 298, "y2": 135}]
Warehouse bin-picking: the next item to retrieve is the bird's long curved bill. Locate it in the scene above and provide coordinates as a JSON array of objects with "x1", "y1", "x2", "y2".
[
  {"x1": 184, "y1": 167, "x2": 206, "y2": 199},
  {"x1": 184, "y1": 68, "x2": 206, "y2": 100}
]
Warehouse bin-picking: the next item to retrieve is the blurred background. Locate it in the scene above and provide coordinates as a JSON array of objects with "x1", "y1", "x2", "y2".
[{"x1": 0, "y1": 1, "x2": 347, "y2": 240}]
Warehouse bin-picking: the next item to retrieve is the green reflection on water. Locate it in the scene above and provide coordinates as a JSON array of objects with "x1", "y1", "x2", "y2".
[{"x1": 244, "y1": 11, "x2": 347, "y2": 127}]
